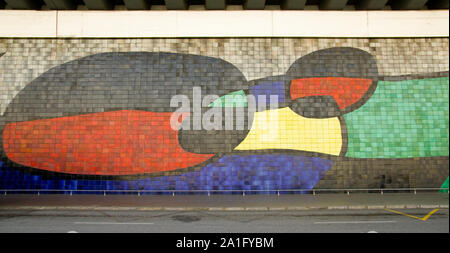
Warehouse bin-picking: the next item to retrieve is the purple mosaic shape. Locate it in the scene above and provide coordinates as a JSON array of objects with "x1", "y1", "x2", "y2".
[
  {"x1": 0, "y1": 155, "x2": 333, "y2": 193},
  {"x1": 249, "y1": 81, "x2": 286, "y2": 106}
]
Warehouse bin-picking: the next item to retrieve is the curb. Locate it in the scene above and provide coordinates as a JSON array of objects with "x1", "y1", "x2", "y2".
[{"x1": 0, "y1": 204, "x2": 447, "y2": 211}]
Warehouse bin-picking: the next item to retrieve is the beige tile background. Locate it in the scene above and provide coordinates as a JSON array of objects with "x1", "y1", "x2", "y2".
[{"x1": 0, "y1": 38, "x2": 448, "y2": 115}]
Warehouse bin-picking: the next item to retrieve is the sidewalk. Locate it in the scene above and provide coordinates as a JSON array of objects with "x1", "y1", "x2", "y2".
[{"x1": 0, "y1": 193, "x2": 448, "y2": 211}]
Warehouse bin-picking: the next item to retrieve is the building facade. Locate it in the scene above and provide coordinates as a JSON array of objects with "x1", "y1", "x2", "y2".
[{"x1": 0, "y1": 1, "x2": 448, "y2": 193}]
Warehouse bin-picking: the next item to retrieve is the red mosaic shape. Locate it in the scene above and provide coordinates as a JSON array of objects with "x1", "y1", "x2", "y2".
[
  {"x1": 2, "y1": 110, "x2": 214, "y2": 176},
  {"x1": 290, "y1": 77, "x2": 373, "y2": 110}
]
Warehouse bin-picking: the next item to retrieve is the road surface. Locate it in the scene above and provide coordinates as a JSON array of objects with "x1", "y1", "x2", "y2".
[{"x1": 0, "y1": 209, "x2": 447, "y2": 233}]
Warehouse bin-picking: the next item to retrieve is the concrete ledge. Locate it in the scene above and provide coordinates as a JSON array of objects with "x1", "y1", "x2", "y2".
[
  {"x1": 0, "y1": 205, "x2": 447, "y2": 211},
  {"x1": 272, "y1": 11, "x2": 369, "y2": 37},
  {"x1": 0, "y1": 10, "x2": 448, "y2": 38},
  {"x1": 286, "y1": 206, "x2": 315, "y2": 210},
  {"x1": 367, "y1": 11, "x2": 450, "y2": 37},
  {"x1": 0, "y1": 10, "x2": 57, "y2": 37},
  {"x1": 1, "y1": 193, "x2": 447, "y2": 211}
]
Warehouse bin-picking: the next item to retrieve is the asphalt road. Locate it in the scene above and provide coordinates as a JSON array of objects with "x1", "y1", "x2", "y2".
[{"x1": 0, "y1": 209, "x2": 447, "y2": 233}]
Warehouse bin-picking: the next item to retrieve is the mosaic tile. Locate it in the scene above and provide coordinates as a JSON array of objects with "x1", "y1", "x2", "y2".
[{"x1": 0, "y1": 39, "x2": 448, "y2": 192}]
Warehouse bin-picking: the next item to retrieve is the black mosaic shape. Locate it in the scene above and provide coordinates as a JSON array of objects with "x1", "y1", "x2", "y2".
[
  {"x1": 290, "y1": 96, "x2": 342, "y2": 118},
  {"x1": 286, "y1": 47, "x2": 379, "y2": 80},
  {"x1": 0, "y1": 52, "x2": 249, "y2": 125},
  {"x1": 178, "y1": 107, "x2": 252, "y2": 154}
]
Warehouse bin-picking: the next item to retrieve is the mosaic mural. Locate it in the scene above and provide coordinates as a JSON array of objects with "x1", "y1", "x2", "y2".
[{"x1": 0, "y1": 40, "x2": 448, "y2": 193}]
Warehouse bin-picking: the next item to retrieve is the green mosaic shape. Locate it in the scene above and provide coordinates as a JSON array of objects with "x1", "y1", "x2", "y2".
[
  {"x1": 345, "y1": 77, "x2": 449, "y2": 158},
  {"x1": 209, "y1": 90, "x2": 247, "y2": 107},
  {"x1": 440, "y1": 177, "x2": 449, "y2": 193}
]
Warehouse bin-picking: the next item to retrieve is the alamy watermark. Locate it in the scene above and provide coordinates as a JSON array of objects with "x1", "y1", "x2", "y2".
[{"x1": 169, "y1": 87, "x2": 280, "y2": 132}]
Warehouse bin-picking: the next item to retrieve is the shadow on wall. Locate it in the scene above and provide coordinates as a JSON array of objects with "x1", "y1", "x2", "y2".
[{"x1": 0, "y1": 47, "x2": 448, "y2": 193}]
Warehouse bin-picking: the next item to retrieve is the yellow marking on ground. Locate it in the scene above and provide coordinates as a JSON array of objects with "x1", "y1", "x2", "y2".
[
  {"x1": 384, "y1": 208, "x2": 440, "y2": 221},
  {"x1": 234, "y1": 107, "x2": 342, "y2": 155}
]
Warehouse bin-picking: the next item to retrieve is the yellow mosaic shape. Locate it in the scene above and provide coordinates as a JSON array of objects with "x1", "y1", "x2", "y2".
[{"x1": 234, "y1": 107, "x2": 342, "y2": 156}]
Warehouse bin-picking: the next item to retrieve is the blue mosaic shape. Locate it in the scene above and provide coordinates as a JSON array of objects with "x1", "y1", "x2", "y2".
[
  {"x1": 0, "y1": 155, "x2": 333, "y2": 194},
  {"x1": 249, "y1": 82, "x2": 286, "y2": 107}
]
